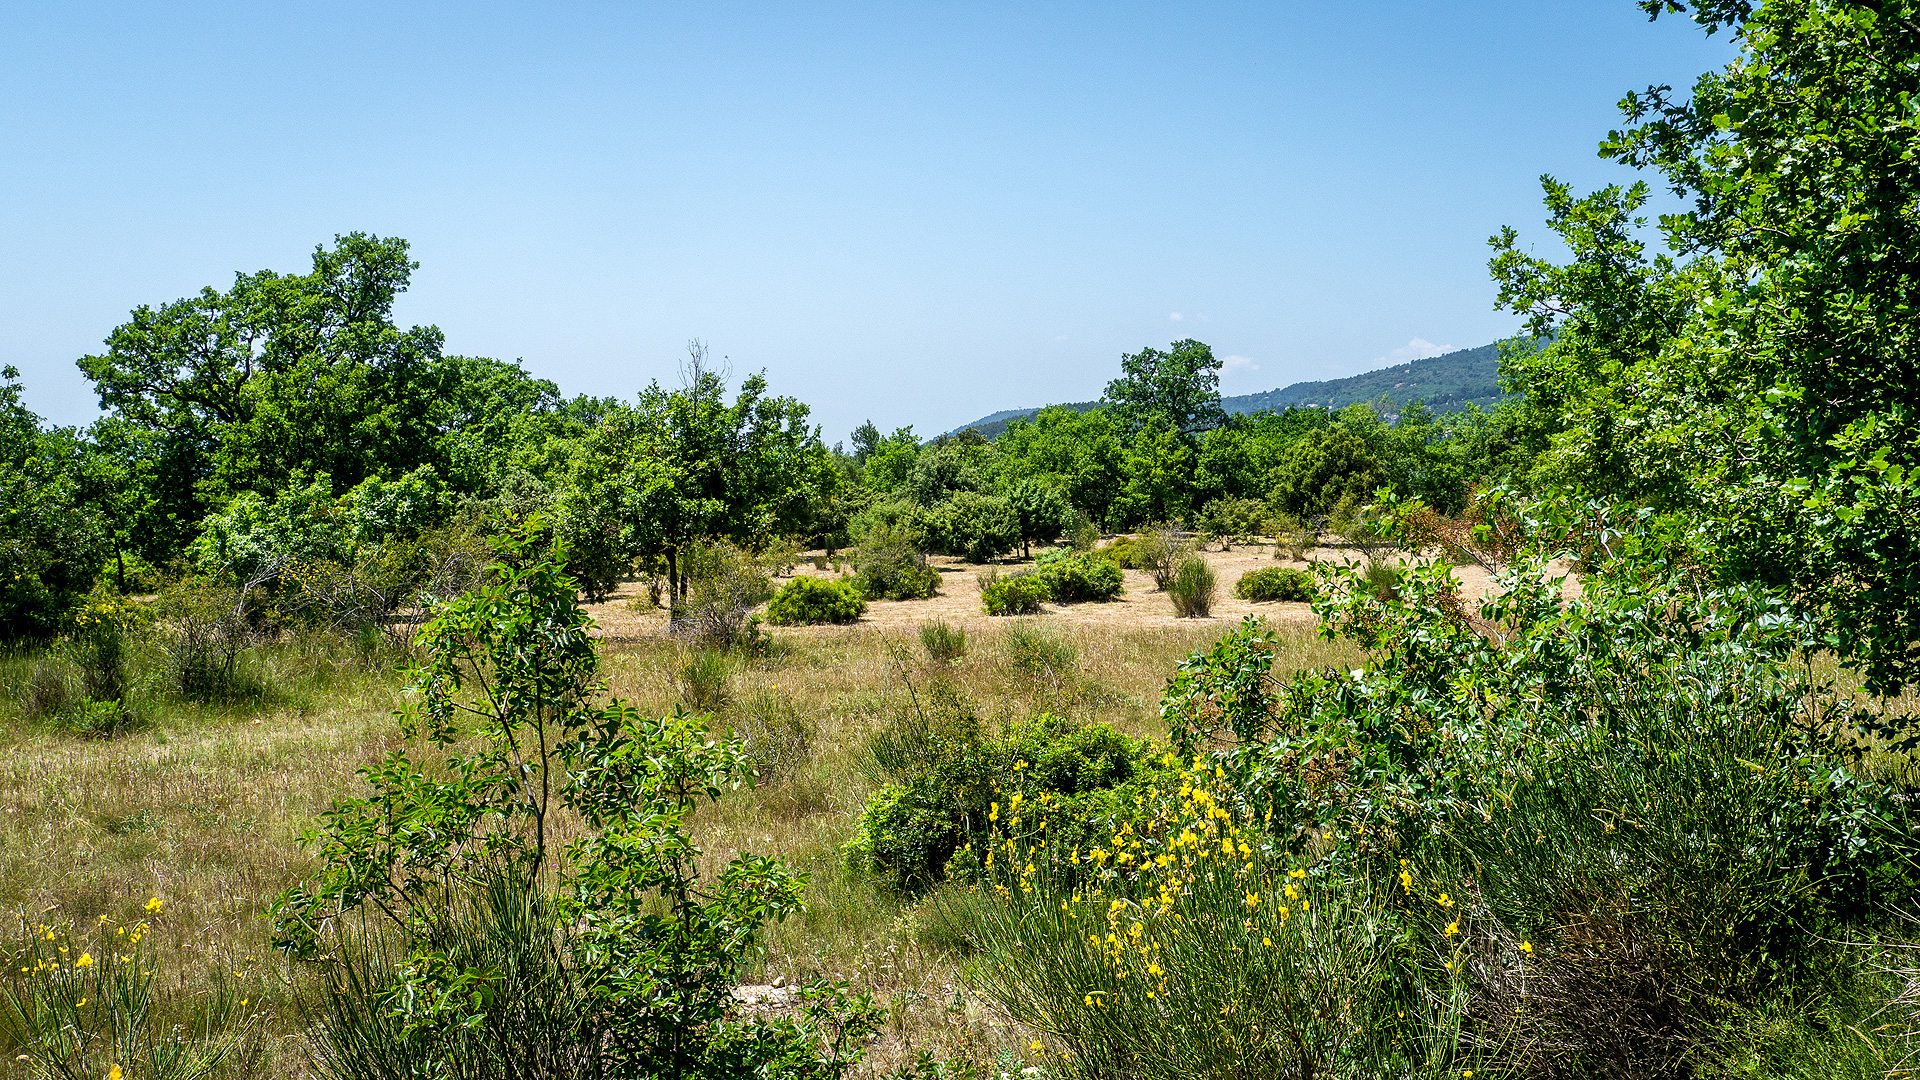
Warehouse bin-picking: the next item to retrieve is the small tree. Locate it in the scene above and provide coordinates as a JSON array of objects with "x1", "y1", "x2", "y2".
[
  {"x1": 1006, "y1": 478, "x2": 1070, "y2": 559},
  {"x1": 271, "y1": 529, "x2": 880, "y2": 1077}
]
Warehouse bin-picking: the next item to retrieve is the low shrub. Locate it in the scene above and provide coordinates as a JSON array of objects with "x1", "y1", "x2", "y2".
[
  {"x1": 765, "y1": 576, "x2": 867, "y2": 625},
  {"x1": 1005, "y1": 621, "x2": 1076, "y2": 679},
  {"x1": 1235, "y1": 566, "x2": 1313, "y2": 603},
  {"x1": 845, "y1": 709, "x2": 1163, "y2": 893},
  {"x1": 1034, "y1": 550, "x2": 1123, "y2": 603},
  {"x1": 866, "y1": 676, "x2": 984, "y2": 780},
  {"x1": 1168, "y1": 555, "x2": 1216, "y2": 617},
  {"x1": 1134, "y1": 526, "x2": 1193, "y2": 591},
  {"x1": 1360, "y1": 558, "x2": 1401, "y2": 600},
  {"x1": 673, "y1": 541, "x2": 780, "y2": 650},
  {"x1": 675, "y1": 647, "x2": 732, "y2": 713},
  {"x1": 1100, "y1": 536, "x2": 1142, "y2": 569},
  {"x1": 851, "y1": 525, "x2": 940, "y2": 601},
  {"x1": 919, "y1": 620, "x2": 967, "y2": 663},
  {"x1": 981, "y1": 574, "x2": 1049, "y2": 616}
]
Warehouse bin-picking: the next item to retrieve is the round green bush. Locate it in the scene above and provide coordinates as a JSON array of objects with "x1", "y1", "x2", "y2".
[
  {"x1": 1235, "y1": 566, "x2": 1314, "y2": 603},
  {"x1": 765, "y1": 575, "x2": 868, "y2": 625},
  {"x1": 981, "y1": 574, "x2": 1049, "y2": 616},
  {"x1": 1035, "y1": 551, "x2": 1124, "y2": 603}
]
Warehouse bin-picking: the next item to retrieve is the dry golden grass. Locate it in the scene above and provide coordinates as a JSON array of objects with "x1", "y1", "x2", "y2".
[{"x1": 0, "y1": 612, "x2": 1360, "y2": 1077}]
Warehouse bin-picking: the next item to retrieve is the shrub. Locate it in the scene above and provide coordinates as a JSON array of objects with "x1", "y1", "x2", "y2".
[
  {"x1": 1195, "y1": 496, "x2": 1267, "y2": 550},
  {"x1": 1069, "y1": 517, "x2": 1100, "y2": 552},
  {"x1": 928, "y1": 492, "x2": 1021, "y2": 564},
  {"x1": 1133, "y1": 526, "x2": 1193, "y2": 591},
  {"x1": 155, "y1": 580, "x2": 263, "y2": 704},
  {"x1": 1100, "y1": 536, "x2": 1142, "y2": 569},
  {"x1": 1236, "y1": 566, "x2": 1313, "y2": 603},
  {"x1": 981, "y1": 574, "x2": 1049, "y2": 616},
  {"x1": 272, "y1": 529, "x2": 884, "y2": 1077},
  {"x1": 766, "y1": 576, "x2": 867, "y2": 625},
  {"x1": 676, "y1": 647, "x2": 732, "y2": 713},
  {"x1": 845, "y1": 709, "x2": 1161, "y2": 893},
  {"x1": 1361, "y1": 558, "x2": 1400, "y2": 600},
  {"x1": 1168, "y1": 555, "x2": 1216, "y2": 617},
  {"x1": 1268, "y1": 509, "x2": 1313, "y2": 562},
  {"x1": 919, "y1": 620, "x2": 967, "y2": 663},
  {"x1": 673, "y1": 540, "x2": 779, "y2": 649},
  {"x1": 1034, "y1": 550, "x2": 1124, "y2": 603},
  {"x1": 852, "y1": 526, "x2": 940, "y2": 601},
  {"x1": 1005, "y1": 621, "x2": 1075, "y2": 679}
]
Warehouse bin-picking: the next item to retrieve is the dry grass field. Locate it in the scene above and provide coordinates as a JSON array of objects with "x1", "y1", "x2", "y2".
[
  {"x1": 5, "y1": 538, "x2": 1914, "y2": 1078},
  {"x1": 0, "y1": 542, "x2": 1597, "y2": 1076}
]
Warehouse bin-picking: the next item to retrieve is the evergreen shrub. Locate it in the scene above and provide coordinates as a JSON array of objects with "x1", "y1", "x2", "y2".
[
  {"x1": 981, "y1": 574, "x2": 1049, "y2": 616},
  {"x1": 765, "y1": 576, "x2": 867, "y2": 625},
  {"x1": 1235, "y1": 566, "x2": 1313, "y2": 603},
  {"x1": 1034, "y1": 550, "x2": 1124, "y2": 603}
]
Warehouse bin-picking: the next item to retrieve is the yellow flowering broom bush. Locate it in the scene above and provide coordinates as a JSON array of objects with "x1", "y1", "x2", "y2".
[{"x1": 0, "y1": 903, "x2": 254, "y2": 1080}]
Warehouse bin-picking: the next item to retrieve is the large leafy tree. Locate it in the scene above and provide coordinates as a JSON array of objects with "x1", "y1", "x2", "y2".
[
  {"x1": 995, "y1": 407, "x2": 1125, "y2": 528},
  {"x1": 79, "y1": 234, "x2": 445, "y2": 506},
  {"x1": 1, "y1": 368, "x2": 108, "y2": 639},
  {"x1": 1491, "y1": 0, "x2": 1920, "y2": 691},
  {"x1": 568, "y1": 352, "x2": 837, "y2": 611},
  {"x1": 1102, "y1": 339, "x2": 1228, "y2": 437}
]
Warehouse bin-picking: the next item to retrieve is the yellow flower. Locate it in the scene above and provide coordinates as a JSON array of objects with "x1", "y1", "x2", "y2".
[
  {"x1": 1445, "y1": 921, "x2": 1459, "y2": 936},
  {"x1": 1030, "y1": 1040, "x2": 1043, "y2": 1051},
  {"x1": 75, "y1": 953, "x2": 92, "y2": 968},
  {"x1": 1244, "y1": 891, "x2": 1259, "y2": 908},
  {"x1": 145, "y1": 897, "x2": 164, "y2": 914},
  {"x1": 1518, "y1": 941, "x2": 1533, "y2": 955},
  {"x1": 1436, "y1": 893, "x2": 1453, "y2": 908},
  {"x1": 109, "y1": 1067, "x2": 122, "y2": 1080},
  {"x1": 1262, "y1": 937, "x2": 1272, "y2": 947}
]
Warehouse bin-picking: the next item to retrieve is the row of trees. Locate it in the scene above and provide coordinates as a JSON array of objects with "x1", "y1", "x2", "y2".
[{"x1": 1, "y1": 232, "x2": 1533, "y2": 641}]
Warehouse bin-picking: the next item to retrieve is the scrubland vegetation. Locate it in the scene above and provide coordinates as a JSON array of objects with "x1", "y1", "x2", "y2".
[{"x1": 7, "y1": 2, "x2": 1920, "y2": 1077}]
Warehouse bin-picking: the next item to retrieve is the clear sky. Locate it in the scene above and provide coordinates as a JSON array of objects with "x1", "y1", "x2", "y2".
[{"x1": 2, "y1": 2, "x2": 1735, "y2": 443}]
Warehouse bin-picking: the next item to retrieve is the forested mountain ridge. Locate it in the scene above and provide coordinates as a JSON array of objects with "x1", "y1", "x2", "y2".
[{"x1": 950, "y1": 341, "x2": 1502, "y2": 438}]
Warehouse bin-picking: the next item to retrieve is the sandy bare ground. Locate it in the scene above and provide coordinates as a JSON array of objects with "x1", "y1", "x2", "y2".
[{"x1": 582, "y1": 542, "x2": 1560, "y2": 646}]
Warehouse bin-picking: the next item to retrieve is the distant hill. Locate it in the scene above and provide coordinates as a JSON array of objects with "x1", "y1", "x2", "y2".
[
  {"x1": 1220, "y1": 341, "x2": 1506, "y2": 417},
  {"x1": 949, "y1": 341, "x2": 1508, "y2": 438}
]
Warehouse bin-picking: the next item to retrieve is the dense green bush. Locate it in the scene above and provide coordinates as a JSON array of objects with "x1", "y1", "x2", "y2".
[
  {"x1": 1033, "y1": 550, "x2": 1123, "y2": 603},
  {"x1": 1167, "y1": 555, "x2": 1215, "y2": 617},
  {"x1": 845, "y1": 707, "x2": 1163, "y2": 893},
  {"x1": 765, "y1": 575, "x2": 867, "y2": 625},
  {"x1": 1235, "y1": 566, "x2": 1313, "y2": 603},
  {"x1": 929, "y1": 491, "x2": 1020, "y2": 564},
  {"x1": 1100, "y1": 536, "x2": 1141, "y2": 569},
  {"x1": 980, "y1": 573, "x2": 1049, "y2": 616},
  {"x1": 851, "y1": 526, "x2": 940, "y2": 601}
]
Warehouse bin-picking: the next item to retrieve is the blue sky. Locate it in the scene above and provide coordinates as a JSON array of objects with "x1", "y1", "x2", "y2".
[{"x1": 1, "y1": 2, "x2": 1735, "y2": 443}]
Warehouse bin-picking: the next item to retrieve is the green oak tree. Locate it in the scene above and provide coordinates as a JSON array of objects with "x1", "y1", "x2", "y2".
[
  {"x1": 1102, "y1": 339, "x2": 1228, "y2": 436},
  {"x1": 1491, "y1": 0, "x2": 1920, "y2": 690}
]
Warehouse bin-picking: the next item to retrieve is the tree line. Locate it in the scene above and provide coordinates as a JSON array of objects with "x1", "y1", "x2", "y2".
[{"x1": 0, "y1": 241, "x2": 1532, "y2": 640}]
